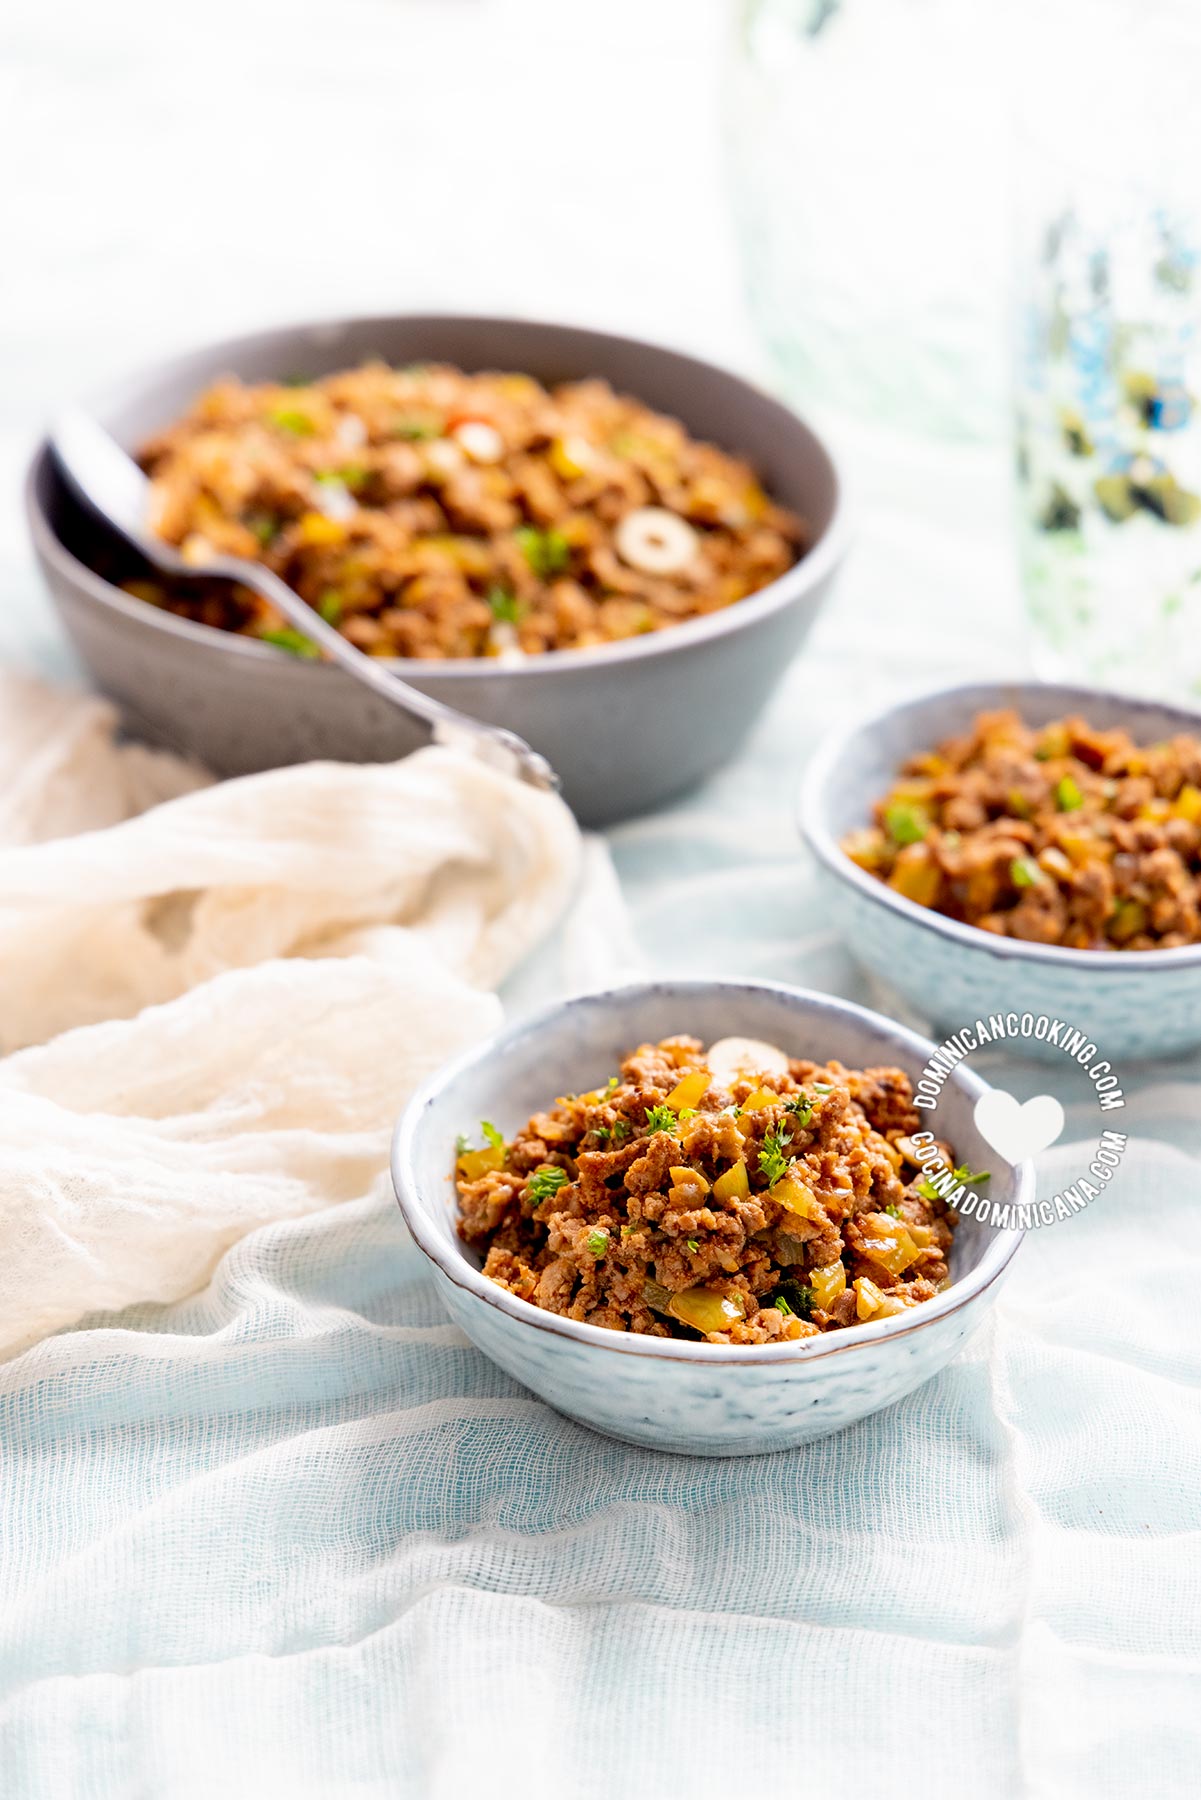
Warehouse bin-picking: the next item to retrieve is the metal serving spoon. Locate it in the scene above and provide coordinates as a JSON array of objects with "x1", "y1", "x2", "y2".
[{"x1": 50, "y1": 409, "x2": 559, "y2": 792}]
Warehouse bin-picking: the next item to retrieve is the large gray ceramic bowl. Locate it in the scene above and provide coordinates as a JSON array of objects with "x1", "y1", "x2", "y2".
[
  {"x1": 799, "y1": 679, "x2": 1201, "y2": 1062},
  {"x1": 391, "y1": 979, "x2": 1028, "y2": 1456},
  {"x1": 27, "y1": 314, "x2": 847, "y2": 827}
]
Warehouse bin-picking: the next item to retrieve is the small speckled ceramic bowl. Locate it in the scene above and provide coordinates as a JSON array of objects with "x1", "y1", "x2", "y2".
[
  {"x1": 798, "y1": 680, "x2": 1201, "y2": 1063},
  {"x1": 391, "y1": 980, "x2": 1027, "y2": 1457}
]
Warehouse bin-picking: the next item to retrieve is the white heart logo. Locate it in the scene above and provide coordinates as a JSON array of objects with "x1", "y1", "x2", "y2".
[{"x1": 973, "y1": 1089, "x2": 1064, "y2": 1163}]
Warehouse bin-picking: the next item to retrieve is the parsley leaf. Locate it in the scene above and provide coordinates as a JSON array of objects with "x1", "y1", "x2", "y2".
[
  {"x1": 644, "y1": 1105, "x2": 678, "y2": 1136},
  {"x1": 487, "y1": 586, "x2": 522, "y2": 624},
  {"x1": 515, "y1": 525, "x2": 571, "y2": 579},
  {"x1": 686, "y1": 1238, "x2": 700, "y2": 1254},
  {"x1": 884, "y1": 1203, "x2": 901, "y2": 1218},
  {"x1": 526, "y1": 1166, "x2": 569, "y2": 1205},
  {"x1": 784, "y1": 1092, "x2": 813, "y2": 1126},
  {"x1": 758, "y1": 1129, "x2": 789, "y2": 1187},
  {"x1": 481, "y1": 1121, "x2": 504, "y2": 1153},
  {"x1": 884, "y1": 801, "x2": 930, "y2": 845},
  {"x1": 1055, "y1": 774, "x2": 1084, "y2": 812},
  {"x1": 765, "y1": 1278, "x2": 814, "y2": 1320},
  {"x1": 586, "y1": 1228, "x2": 609, "y2": 1259}
]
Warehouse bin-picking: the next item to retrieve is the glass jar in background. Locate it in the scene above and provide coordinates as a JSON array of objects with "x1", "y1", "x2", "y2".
[
  {"x1": 726, "y1": 0, "x2": 1009, "y2": 441},
  {"x1": 1014, "y1": 1, "x2": 1201, "y2": 702}
]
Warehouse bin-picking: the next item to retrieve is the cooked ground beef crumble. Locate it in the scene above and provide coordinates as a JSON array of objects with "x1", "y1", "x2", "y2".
[
  {"x1": 455, "y1": 1035, "x2": 958, "y2": 1345},
  {"x1": 131, "y1": 363, "x2": 806, "y2": 660},
  {"x1": 844, "y1": 709, "x2": 1201, "y2": 950}
]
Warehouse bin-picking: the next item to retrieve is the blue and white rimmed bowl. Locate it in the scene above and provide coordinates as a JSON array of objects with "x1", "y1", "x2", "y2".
[
  {"x1": 798, "y1": 680, "x2": 1201, "y2": 1063},
  {"x1": 391, "y1": 980, "x2": 1027, "y2": 1457}
]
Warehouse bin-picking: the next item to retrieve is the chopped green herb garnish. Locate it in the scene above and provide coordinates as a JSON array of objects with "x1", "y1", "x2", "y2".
[
  {"x1": 260, "y1": 627, "x2": 320, "y2": 659},
  {"x1": 247, "y1": 512, "x2": 280, "y2": 547},
  {"x1": 951, "y1": 1163, "x2": 989, "y2": 1186},
  {"x1": 391, "y1": 412, "x2": 442, "y2": 440},
  {"x1": 487, "y1": 586, "x2": 522, "y2": 624},
  {"x1": 884, "y1": 1203, "x2": 901, "y2": 1218},
  {"x1": 455, "y1": 1134, "x2": 470, "y2": 1156},
  {"x1": 268, "y1": 407, "x2": 316, "y2": 437},
  {"x1": 605, "y1": 1076, "x2": 619, "y2": 1094},
  {"x1": 812, "y1": 1083, "x2": 832, "y2": 1094},
  {"x1": 527, "y1": 1166, "x2": 569, "y2": 1205},
  {"x1": 586, "y1": 1228, "x2": 609, "y2": 1259},
  {"x1": 317, "y1": 589, "x2": 344, "y2": 624},
  {"x1": 1055, "y1": 775, "x2": 1085, "y2": 811},
  {"x1": 774, "y1": 1296, "x2": 794, "y2": 1316},
  {"x1": 315, "y1": 465, "x2": 367, "y2": 492},
  {"x1": 1010, "y1": 855, "x2": 1043, "y2": 888},
  {"x1": 784, "y1": 1092, "x2": 814, "y2": 1126},
  {"x1": 611, "y1": 1118, "x2": 630, "y2": 1142},
  {"x1": 916, "y1": 1176, "x2": 941, "y2": 1201},
  {"x1": 644, "y1": 1105, "x2": 677, "y2": 1136},
  {"x1": 884, "y1": 801, "x2": 930, "y2": 845},
  {"x1": 481, "y1": 1121, "x2": 504, "y2": 1152},
  {"x1": 758, "y1": 1129, "x2": 789, "y2": 1187},
  {"x1": 686, "y1": 1238, "x2": 700, "y2": 1254},
  {"x1": 765, "y1": 1278, "x2": 814, "y2": 1320},
  {"x1": 514, "y1": 525, "x2": 571, "y2": 579}
]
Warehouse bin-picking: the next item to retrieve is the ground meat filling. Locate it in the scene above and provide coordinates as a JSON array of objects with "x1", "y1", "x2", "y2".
[
  {"x1": 454, "y1": 1036, "x2": 958, "y2": 1345},
  {"x1": 843, "y1": 709, "x2": 1201, "y2": 951},
  {"x1": 130, "y1": 363, "x2": 807, "y2": 660}
]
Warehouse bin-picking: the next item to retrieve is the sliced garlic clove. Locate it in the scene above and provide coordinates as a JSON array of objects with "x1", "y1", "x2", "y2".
[
  {"x1": 312, "y1": 479, "x2": 356, "y2": 522},
  {"x1": 335, "y1": 412, "x2": 368, "y2": 450},
  {"x1": 452, "y1": 420, "x2": 504, "y2": 464},
  {"x1": 706, "y1": 1036, "x2": 790, "y2": 1089},
  {"x1": 614, "y1": 506, "x2": 699, "y2": 575}
]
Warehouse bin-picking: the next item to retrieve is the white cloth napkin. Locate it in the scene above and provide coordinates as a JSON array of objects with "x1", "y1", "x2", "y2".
[{"x1": 0, "y1": 672, "x2": 582, "y2": 1358}]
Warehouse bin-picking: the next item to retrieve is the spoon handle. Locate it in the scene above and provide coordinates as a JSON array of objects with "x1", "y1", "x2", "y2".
[
  {"x1": 49, "y1": 409, "x2": 558, "y2": 794},
  {"x1": 201, "y1": 554, "x2": 558, "y2": 790}
]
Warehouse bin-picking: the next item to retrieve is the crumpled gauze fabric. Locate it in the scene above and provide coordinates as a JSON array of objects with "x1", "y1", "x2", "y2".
[{"x1": 0, "y1": 672, "x2": 580, "y2": 1356}]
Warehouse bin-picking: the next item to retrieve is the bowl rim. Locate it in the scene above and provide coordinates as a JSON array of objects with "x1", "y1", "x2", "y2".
[
  {"x1": 390, "y1": 977, "x2": 1028, "y2": 1367},
  {"x1": 25, "y1": 309, "x2": 851, "y2": 681},
  {"x1": 798, "y1": 677, "x2": 1201, "y2": 974}
]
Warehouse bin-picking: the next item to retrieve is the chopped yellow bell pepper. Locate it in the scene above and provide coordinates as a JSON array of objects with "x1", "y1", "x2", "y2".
[
  {"x1": 712, "y1": 1158, "x2": 749, "y2": 1203},
  {"x1": 1108, "y1": 899, "x2": 1147, "y2": 943},
  {"x1": 769, "y1": 1173, "x2": 826, "y2": 1224},
  {"x1": 857, "y1": 1213, "x2": 920, "y2": 1275},
  {"x1": 887, "y1": 844, "x2": 942, "y2": 908},
  {"x1": 668, "y1": 1286, "x2": 745, "y2": 1334},
  {"x1": 296, "y1": 511, "x2": 349, "y2": 547},
  {"x1": 669, "y1": 1165, "x2": 710, "y2": 1196},
  {"x1": 854, "y1": 1275, "x2": 886, "y2": 1320},
  {"x1": 809, "y1": 1261, "x2": 846, "y2": 1308},
  {"x1": 666, "y1": 1067, "x2": 711, "y2": 1112},
  {"x1": 1173, "y1": 783, "x2": 1201, "y2": 823},
  {"x1": 456, "y1": 1145, "x2": 503, "y2": 1182},
  {"x1": 740, "y1": 1086, "x2": 779, "y2": 1114}
]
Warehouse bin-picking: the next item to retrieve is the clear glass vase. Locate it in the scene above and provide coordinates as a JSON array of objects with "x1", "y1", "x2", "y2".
[
  {"x1": 1013, "y1": 1, "x2": 1201, "y2": 702},
  {"x1": 726, "y1": 0, "x2": 1008, "y2": 441}
]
